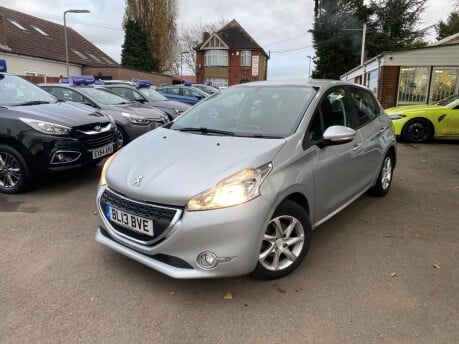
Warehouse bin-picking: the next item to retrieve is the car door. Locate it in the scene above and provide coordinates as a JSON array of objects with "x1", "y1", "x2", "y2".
[
  {"x1": 445, "y1": 102, "x2": 459, "y2": 135},
  {"x1": 305, "y1": 87, "x2": 365, "y2": 223},
  {"x1": 349, "y1": 86, "x2": 388, "y2": 190}
]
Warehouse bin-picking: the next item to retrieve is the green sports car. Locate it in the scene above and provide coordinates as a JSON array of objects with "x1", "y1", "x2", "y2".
[{"x1": 385, "y1": 94, "x2": 459, "y2": 142}]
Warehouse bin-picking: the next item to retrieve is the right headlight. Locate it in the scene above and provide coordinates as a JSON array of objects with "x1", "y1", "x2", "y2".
[
  {"x1": 19, "y1": 117, "x2": 70, "y2": 135},
  {"x1": 388, "y1": 114, "x2": 406, "y2": 120},
  {"x1": 121, "y1": 112, "x2": 151, "y2": 125},
  {"x1": 186, "y1": 162, "x2": 272, "y2": 211}
]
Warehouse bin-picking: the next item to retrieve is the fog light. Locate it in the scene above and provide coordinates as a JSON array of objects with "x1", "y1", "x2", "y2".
[{"x1": 197, "y1": 252, "x2": 218, "y2": 269}]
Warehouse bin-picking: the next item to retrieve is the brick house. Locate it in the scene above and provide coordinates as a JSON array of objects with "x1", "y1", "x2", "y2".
[
  {"x1": 194, "y1": 19, "x2": 269, "y2": 88},
  {"x1": 0, "y1": 6, "x2": 176, "y2": 85},
  {"x1": 340, "y1": 36, "x2": 459, "y2": 108}
]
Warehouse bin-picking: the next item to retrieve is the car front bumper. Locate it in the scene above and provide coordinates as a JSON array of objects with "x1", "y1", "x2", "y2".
[{"x1": 95, "y1": 186, "x2": 273, "y2": 278}]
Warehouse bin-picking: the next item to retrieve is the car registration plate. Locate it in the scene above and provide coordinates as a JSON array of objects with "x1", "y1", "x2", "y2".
[
  {"x1": 106, "y1": 205, "x2": 154, "y2": 237},
  {"x1": 91, "y1": 144, "x2": 113, "y2": 159}
]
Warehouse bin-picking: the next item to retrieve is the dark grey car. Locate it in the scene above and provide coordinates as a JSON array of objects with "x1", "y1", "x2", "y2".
[
  {"x1": 96, "y1": 80, "x2": 397, "y2": 279},
  {"x1": 102, "y1": 84, "x2": 190, "y2": 121},
  {"x1": 40, "y1": 84, "x2": 169, "y2": 147}
]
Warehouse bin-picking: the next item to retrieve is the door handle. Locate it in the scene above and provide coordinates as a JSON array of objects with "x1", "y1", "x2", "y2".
[{"x1": 352, "y1": 143, "x2": 362, "y2": 151}]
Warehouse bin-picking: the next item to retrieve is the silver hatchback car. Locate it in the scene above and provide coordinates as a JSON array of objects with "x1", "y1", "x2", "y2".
[{"x1": 96, "y1": 80, "x2": 396, "y2": 279}]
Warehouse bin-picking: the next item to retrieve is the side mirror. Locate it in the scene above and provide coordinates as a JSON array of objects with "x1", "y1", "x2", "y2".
[{"x1": 319, "y1": 125, "x2": 356, "y2": 147}]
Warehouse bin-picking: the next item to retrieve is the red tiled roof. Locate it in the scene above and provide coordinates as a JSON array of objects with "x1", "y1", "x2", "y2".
[{"x1": 0, "y1": 6, "x2": 118, "y2": 67}]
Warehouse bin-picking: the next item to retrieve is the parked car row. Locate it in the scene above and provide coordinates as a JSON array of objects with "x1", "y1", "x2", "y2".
[{"x1": 0, "y1": 65, "x2": 118, "y2": 193}]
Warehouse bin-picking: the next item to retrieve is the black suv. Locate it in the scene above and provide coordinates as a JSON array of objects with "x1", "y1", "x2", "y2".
[{"x1": 0, "y1": 69, "x2": 117, "y2": 194}]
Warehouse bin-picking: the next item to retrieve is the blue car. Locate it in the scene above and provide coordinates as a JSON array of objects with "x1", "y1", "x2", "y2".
[{"x1": 156, "y1": 85, "x2": 209, "y2": 105}]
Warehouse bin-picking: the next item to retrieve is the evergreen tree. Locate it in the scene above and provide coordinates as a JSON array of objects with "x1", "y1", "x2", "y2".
[
  {"x1": 367, "y1": 0, "x2": 427, "y2": 57},
  {"x1": 311, "y1": 0, "x2": 370, "y2": 79},
  {"x1": 436, "y1": 10, "x2": 459, "y2": 40},
  {"x1": 121, "y1": 19, "x2": 155, "y2": 72},
  {"x1": 124, "y1": 0, "x2": 178, "y2": 73}
]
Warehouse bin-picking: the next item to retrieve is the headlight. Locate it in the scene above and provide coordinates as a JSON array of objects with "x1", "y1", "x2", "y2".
[
  {"x1": 99, "y1": 149, "x2": 121, "y2": 186},
  {"x1": 388, "y1": 114, "x2": 406, "y2": 120},
  {"x1": 19, "y1": 117, "x2": 70, "y2": 135},
  {"x1": 186, "y1": 163, "x2": 272, "y2": 211},
  {"x1": 121, "y1": 112, "x2": 151, "y2": 125}
]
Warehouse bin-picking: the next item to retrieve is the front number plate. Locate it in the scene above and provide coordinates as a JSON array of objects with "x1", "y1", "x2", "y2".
[
  {"x1": 106, "y1": 205, "x2": 154, "y2": 237},
  {"x1": 91, "y1": 144, "x2": 113, "y2": 159}
]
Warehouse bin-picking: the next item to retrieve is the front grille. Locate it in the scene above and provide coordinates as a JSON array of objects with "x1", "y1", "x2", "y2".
[
  {"x1": 100, "y1": 189, "x2": 181, "y2": 244},
  {"x1": 79, "y1": 131, "x2": 114, "y2": 150}
]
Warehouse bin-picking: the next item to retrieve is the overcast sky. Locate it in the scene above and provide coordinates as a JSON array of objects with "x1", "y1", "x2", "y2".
[{"x1": 0, "y1": 0, "x2": 456, "y2": 79}]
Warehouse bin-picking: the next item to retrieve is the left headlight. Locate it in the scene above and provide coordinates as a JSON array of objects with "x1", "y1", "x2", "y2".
[
  {"x1": 121, "y1": 112, "x2": 151, "y2": 125},
  {"x1": 19, "y1": 117, "x2": 70, "y2": 135},
  {"x1": 186, "y1": 162, "x2": 272, "y2": 211},
  {"x1": 388, "y1": 114, "x2": 406, "y2": 120}
]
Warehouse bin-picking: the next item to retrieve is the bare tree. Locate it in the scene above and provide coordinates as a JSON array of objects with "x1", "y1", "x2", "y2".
[
  {"x1": 124, "y1": 0, "x2": 178, "y2": 73},
  {"x1": 178, "y1": 19, "x2": 228, "y2": 74}
]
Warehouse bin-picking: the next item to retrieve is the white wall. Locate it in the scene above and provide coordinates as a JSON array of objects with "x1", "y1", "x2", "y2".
[{"x1": 0, "y1": 53, "x2": 82, "y2": 77}]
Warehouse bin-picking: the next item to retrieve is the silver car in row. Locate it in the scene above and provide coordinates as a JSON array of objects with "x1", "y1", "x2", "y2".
[{"x1": 95, "y1": 80, "x2": 396, "y2": 279}]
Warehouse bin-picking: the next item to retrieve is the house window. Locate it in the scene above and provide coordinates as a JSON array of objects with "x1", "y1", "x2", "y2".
[
  {"x1": 206, "y1": 78, "x2": 228, "y2": 88},
  {"x1": 241, "y1": 51, "x2": 251, "y2": 66},
  {"x1": 7, "y1": 18, "x2": 27, "y2": 31},
  {"x1": 31, "y1": 25, "x2": 49, "y2": 36},
  {"x1": 72, "y1": 49, "x2": 88, "y2": 60},
  {"x1": 87, "y1": 53, "x2": 102, "y2": 63},
  {"x1": 397, "y1": 67, "x2": 429, "y2": 104},
  {"x1": 204, "y1": 50, "x2": 228, "y2": 66}
]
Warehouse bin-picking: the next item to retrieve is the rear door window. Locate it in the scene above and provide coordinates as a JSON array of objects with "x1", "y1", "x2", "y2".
[{"x1": 350, "y1": 87, "x2": 380, "y2": 127}]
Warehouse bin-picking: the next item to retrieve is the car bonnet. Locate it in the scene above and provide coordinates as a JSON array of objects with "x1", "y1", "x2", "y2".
[
  {"x1": 7, "y1": 102, "x2": 109, "y2": 127},
  {"x1": 105, "y1": 127, "x2": 286, "y2": 206}
]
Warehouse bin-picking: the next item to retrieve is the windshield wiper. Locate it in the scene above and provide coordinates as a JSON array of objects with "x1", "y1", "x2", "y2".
[
  {"x1": 177, "y1": 127, "x2": 235, "y2": 136},
  {"x1": 15, "y1": 100, "x2": 51, "y2": 106}
]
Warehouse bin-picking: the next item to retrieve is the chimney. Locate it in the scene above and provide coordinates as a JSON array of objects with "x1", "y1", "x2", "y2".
[{"x1": 202, "y1": 32, "x2": 210, "y2": 42}]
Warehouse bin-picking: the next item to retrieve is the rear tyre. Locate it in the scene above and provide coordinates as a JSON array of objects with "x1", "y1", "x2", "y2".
[
  {"x1": 252, "y1": 200, "x2": 312, "y2": 280},
  {"x1": 401, "y1": 119, "x2": 433, "y2": 143},
  {"x1": 0, "y1": 145, "x2": 30, "y2": 194},
  {"x1": 370, "y1": 152, "x2": 394, "y2": 197}
]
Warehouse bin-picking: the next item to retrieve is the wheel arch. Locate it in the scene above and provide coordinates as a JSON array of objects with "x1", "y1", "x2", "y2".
[{"x1": 401, "y1": 117, "x2": 435, "y2": 139}]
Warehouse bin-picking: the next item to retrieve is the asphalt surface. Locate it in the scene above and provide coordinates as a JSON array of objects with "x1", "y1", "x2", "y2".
[{"x1": 1, "y1": 141, "x2": 458, "y2": 344}]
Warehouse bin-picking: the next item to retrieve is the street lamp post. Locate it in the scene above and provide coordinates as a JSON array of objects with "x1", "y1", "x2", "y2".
[
  {"x1": 64, "y1": 9, "x2": 90, "y2": 78},
  {"x1": 341, "y1": 22, "x2": 367, "y2": 85},
  {"x1": 180, "y1": 51, "x2": 190, "y2": 84}
]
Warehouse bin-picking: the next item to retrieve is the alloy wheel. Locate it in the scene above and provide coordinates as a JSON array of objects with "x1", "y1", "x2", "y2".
[
  {"x1": 0, "y1": 152, "x2": 22, "y2": 189},
  {"x1": 259, "y1": 215, "x2": 305, "y2": 271},
  {"x1": 381, "y1": 156, "x2": 392, "y2": 191}
]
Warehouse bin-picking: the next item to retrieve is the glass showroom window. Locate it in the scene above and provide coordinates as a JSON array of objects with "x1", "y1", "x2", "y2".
[
  {"x1": 397, "y1": 67, "x2": 429, "y2": 104},
  {"x1": 204, "y1": 50, "x2": 228, "y2": 66},
  {"x1": 241, "y1": 51, "x2": 251, "y2": 66},
  {"x1": 367, "y1": 69, "x2": 379, "y2": 96}
]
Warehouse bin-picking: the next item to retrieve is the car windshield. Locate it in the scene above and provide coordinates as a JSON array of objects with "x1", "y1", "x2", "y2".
[
  {"x1": 436, "y1": 94, "x2": 459, "y2": 106},
  {"x1": 0, "y1": 74, "x2": 57, "y2": 106},
  {"x1": 195, "y1": 85, "x2": 219, "y2": 94},
  {"x1": 78, "y1": 87, "x2": 132, "y2": 105},
  {"x1": 138, "y1": 87, "x2": 168, "y2": 101},
  {"x1": 169, "y1": 85, "x2": 316, "y2": 138}
]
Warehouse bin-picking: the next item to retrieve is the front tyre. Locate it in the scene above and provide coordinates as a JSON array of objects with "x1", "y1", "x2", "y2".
[
  {"x1": 252, "y1": 200, "x2": 312, "y2": 280},
  {"x1": 370, "y1": 153, "x2": 394, "y2": 197},
  {"x1": 0, "y1": 145, "x2": 30, "y2": 194},
  {"x1": 401, "y1": 119, "x2": 433, "y2": 143}
]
